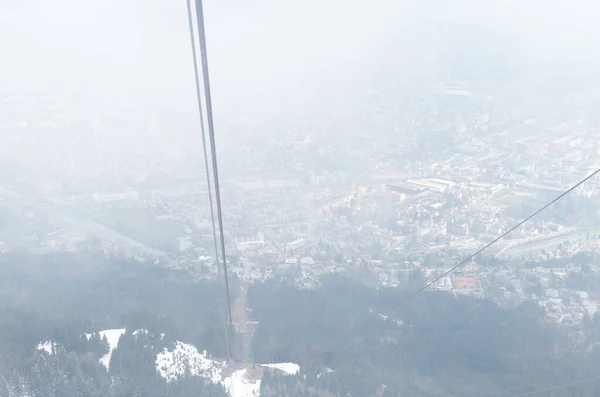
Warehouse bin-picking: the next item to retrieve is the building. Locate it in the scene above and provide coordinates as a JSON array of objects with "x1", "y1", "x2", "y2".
[
  {"x1": 178, "y1": 236, "x2": 192, "y2": 251},
  {"x1": 386, "y1": 182, "x2": 426, "y2": 195},
  {"x1": 235, "y1": 232, "x2": 265, "y2": 252},
  {"x1": 407, "y1": 179, "x2": 448, "y2": 193},
  {"x1": 286, "y1": 238, "x2": 306, "y2": 251},
  {"x1": 454, "y1": 276, "x2": 477, "y2": 289},
  {"x1": 92, "y1": 189, "x2": 139, "y2": 203}
]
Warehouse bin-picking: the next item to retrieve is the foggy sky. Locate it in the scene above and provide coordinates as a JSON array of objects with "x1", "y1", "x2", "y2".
[{"x1": 2, "y1": 0, "x2": 600, "y2": 142}]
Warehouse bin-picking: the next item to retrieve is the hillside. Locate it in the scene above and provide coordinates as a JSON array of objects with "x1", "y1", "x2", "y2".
[
  {"x1": 249, "y1": 277, "x2": 600, "y2": 397},
  {"x1": 20, "y1": 327, "x2": 298, "y2": 397},
  {"x1": 2, "y1": 253, "x2": 600, "y2": 396},
  {"x1": 0, "y1": 252, "x2": 298, "y2": 397}
]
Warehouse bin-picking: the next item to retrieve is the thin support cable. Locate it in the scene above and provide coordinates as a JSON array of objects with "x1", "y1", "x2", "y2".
[
  {"x1": 399, "y1": 168, "x2": 600, "y2": 306},
  {"x1": 507, "y1": 374, "x2": 600, "y2": 397},
  {"x1": 185, "y1": 0, "x2": 230, "y2": 361},
  {"x1": 194, "y1": 0, "x2": 234, "y2": 330}
]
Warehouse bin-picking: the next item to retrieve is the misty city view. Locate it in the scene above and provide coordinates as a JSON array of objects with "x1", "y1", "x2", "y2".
[{"x1": 2, "y1": 0, "x2": 600, "y2": 396}]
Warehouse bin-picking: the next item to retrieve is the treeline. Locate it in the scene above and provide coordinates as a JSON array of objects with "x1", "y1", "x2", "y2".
[
  {"x1": 249, "y1": 276, "x2": 600, "y2": 397},
  {"x1": 0, "y1": 251, "x2": 235, "y2": 356},
  {"x1": 0, "y1": 324, "x2": 228, "y2": 397},
  {"x1": 0, "y1": 251, "x2": 233, "y2": 397}
]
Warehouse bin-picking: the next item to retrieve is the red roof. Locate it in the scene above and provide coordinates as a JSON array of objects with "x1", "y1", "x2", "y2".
[{"x1": 454, "y1": 276, "x2": 477, "y2": 289}]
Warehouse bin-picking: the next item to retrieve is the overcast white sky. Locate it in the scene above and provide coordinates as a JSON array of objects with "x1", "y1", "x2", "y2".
[{"x1": 2, "y1": 0, "x2": 600, "y2": 139}]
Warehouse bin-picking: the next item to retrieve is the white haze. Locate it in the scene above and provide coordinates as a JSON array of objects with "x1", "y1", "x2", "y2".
[{"x1": 2, "y1": 0, "x2": 600, "y2": 142}]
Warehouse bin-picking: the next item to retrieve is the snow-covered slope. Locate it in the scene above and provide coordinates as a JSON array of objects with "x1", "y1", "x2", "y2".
[
  {"x1": 224, "y1": 369, "x2": 261, "y2": 397},
  {"x1": 38, "y1": 328, "x2": 125, "y2": 369},
  {"x1": 36, "y1": 328, "x2": 298, "y2": 397},
  {"x1": 156, "y1": 341, "x2": 227, "y2": 383},
  {"x1": 36, "y1": 341, "x2": 56, "y2": 354},
  {"x1": 222, "y1": 364, "x2": 299, "y2": 397},
  {"x1": 259, "y1": 363, "x2": 300, "y2": 375},
  {"x1": 132, "y1": 328, "x2": 149, "y2": 336},
  {"x1": 98, "y1": 329, "x2": 126, "y2": 369},
  {"x1": 154, "y1": 341, "x2": 300, "y2": 397}
]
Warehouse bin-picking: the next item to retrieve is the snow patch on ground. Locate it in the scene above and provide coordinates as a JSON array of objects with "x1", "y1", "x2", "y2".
[
  {"x1": 36, "y1": 341, "x2": 56, "y2": 354},
  {"x1": 259, "y1": 363, "x2": 300, "y2": 375},
  {"x1": 370, "y1": 308, "x2": 404, "y2": 327},
  {"x1": 154, "y1": 339, "x2": 299, "y2": 397},
  {"x1": 317, "y1": 367, "x2": 334, "y2": 378},
  {"x1": 156, "y1": 341, "x2": 226, "y2": 383},
  {"x1": 98, "y1": 329, "x2": 126, "y2": 369},
  {"x1": 224, "y1": 369, "x2": 261, "y2": 397},
  {"x1": 222, "y1": 362, "x2": 298, "y2": 397},
  {"x1": 132, "y1": 328, "x2": 149, "y2": 336}
]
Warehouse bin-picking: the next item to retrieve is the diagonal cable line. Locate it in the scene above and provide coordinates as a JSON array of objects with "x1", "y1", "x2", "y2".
[
  {"x1": 507, "y1": 374, "x2": 600, "y2": 396},
  {"x1": 185, "y1": 0, "x2": 231, "y2": 362},
  {"x1": 399, "y1": 168, "x2": 600, "y2": 306},
  {"x1": 194, "y1": 0, "x2": 234, "y2": 330}
]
